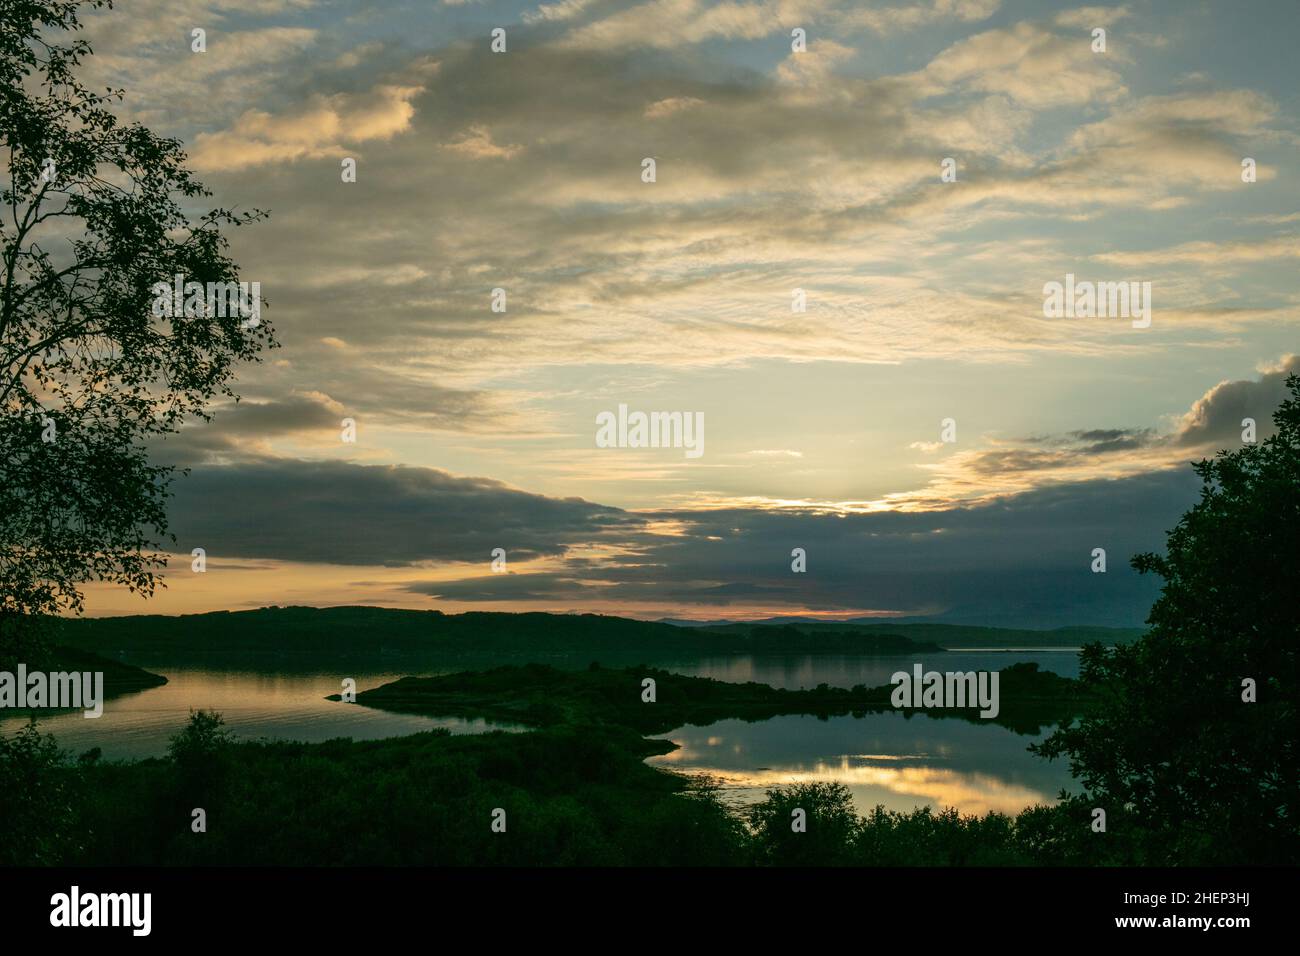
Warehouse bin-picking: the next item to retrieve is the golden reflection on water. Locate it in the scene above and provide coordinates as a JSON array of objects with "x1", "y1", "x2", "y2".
[
  {"x1": 649, "y1": 724, "x2": 1062, "y2": 815},
  {"x1": 667, "y1": 762, "x2": 1051, "y2": 816}
]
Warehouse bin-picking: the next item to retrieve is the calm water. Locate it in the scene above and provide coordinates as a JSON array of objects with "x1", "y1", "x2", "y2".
[
  {"x1": 651, "y1": 650, "x2": 1081, "y2": 815},
  {"x1": 647, "y1": 712, "x2": 1072, "y2": 816},
  {"x1": 1, "y1": 651, "x2": 1083, "y2": 814},
  {"x1": 0, "y1": 668, "x2": 521, "y2": 760},
  {"x1": 669, "y1": 649, "x2": 1082, "y2": 689}
]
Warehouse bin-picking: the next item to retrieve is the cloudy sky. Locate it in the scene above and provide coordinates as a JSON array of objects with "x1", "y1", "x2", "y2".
[{"x1": 76, "y1": 0, "x2": 1299, "y2": 625}]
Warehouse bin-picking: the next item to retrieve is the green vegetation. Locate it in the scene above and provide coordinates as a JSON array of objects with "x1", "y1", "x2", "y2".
[
  {"x1": 344, "y1": 661, "x2": 1098, "y2": 736},
  {"x1": 1, "y1": 0, "x2": 274, "y2": 667},
  {"x1": 0, "y1": 661, "x2": 1113, "y2": 866},
  {"x1": 52, "y1": 605, "x2": 1140, "y2": 671},
  {"x1": 5, "y1": 714, "x2": 741, "y2": 867},
  {"x1": 53, "y1": 607, "x2": 947, "y2": 670},
  {"x1": 0, "y1": 1, "x2": 1292, "y2": 872},
  {"x1": 0, "y1": 708, "x2": 1222, "y2": 867},
  {"x1": 50, "y1": 646, "x2": 167, "y2": 695},
  {"x1": 1035, "y1": 374, "x2": 1300, "y2": 866}
]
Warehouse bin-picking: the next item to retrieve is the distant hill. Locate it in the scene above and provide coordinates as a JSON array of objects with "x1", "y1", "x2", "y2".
[
  {"x1": 661, "y1": 610, "x2": 1152, "y2": 631},
  {"x1": 55, "y1": 606, "x2": 1140, "y2": 670}
]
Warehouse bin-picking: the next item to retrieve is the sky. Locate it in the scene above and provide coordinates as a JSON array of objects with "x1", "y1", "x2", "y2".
[{"x1": 73, "y1": 0, "x2": 1300, "y2": 626}]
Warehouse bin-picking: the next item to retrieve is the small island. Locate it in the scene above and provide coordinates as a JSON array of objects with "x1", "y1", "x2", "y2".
[{"x1": 338, "y1": 661, "x2": 1099, "y2": 737}]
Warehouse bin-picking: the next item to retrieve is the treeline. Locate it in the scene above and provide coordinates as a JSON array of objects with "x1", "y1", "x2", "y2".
[
  {"x1": 0, "y1": 712, "x2": 1265, "y2": 867},
  {"x1": 52, "y1": 606, "x2": 1140, "y2": 670},
  {"x1": 350, "y1": 661, "x2": 1099, "y2": 736}
]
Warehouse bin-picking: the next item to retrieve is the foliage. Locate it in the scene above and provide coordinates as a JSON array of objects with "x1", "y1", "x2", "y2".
[
  {"x1": 747, "y1": 782, "x2": 860, "y2": 866},
  {"x1": 1034, "y1": 375, "x2": 1300, "y2": 864},
  {"x1": 0, "y1": 721, "x2": 81, "y2": 864},
  {"x1": 0, "y1": 0, "x2": 273, "y2": 659}
]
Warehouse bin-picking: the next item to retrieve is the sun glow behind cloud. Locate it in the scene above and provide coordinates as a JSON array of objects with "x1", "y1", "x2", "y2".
[{"x1": 68, "y1": 0, "x2": 1300, "y2": 625}]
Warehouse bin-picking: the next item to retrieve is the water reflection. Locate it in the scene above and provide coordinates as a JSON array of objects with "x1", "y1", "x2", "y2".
[
  {"x1": 3, "y1": 651, "x2": 1085, "y2": 815},
  {"x1": 0, "y1": 668, "x2": 522, "y2": 760},
  {"x1": 648, "y1": 711, "x2": 1074, "y2": 816},
  {"x1": 669, "y1": 650, "x2": 1081, "y2": 690}
]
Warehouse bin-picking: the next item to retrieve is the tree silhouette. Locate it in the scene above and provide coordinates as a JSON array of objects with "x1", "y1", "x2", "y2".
[
  {"x1": 746, "y1": 781, "x2": 859, "y2": 865},
  {"x1": 0, "y1": 721, "x2": 81, "y2": 864},
  {"x1": 0, "y1": 0, "x2": 274, "y2": 664},
  {"x1": 1035, "y1": 375, "x2": 1300, "y2": 863}
]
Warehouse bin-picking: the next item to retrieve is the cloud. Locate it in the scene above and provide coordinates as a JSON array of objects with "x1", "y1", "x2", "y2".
[
  {"x1": 916, "y1": 21, "x2": 1127, "y2": 108},
  {"x1": 146, "y1": 354, "x2": 1298, "y2": 626},
  {"x1": 1173, "y1": 354, "x2": 1300, "y2": 447},
  {"x1": 885, "y1": 358, "x2": 1299, "y2": 503},
  {"x1": 397, "y1": 466, "x2": 1204, "y2": 626},
  {"x1": 203, "y1": 392, "x2": 345, "y2": 436},
  {"x1": 524, "y1": 0, "x2": 604, "y2": 24},
  {"x1": 84, "y1": 6, "x2": 1288, "y2": 428},
  {"x1": 441, "y1": 125, "x2": 525, "y2": 160},
  {"x1": 842, "y1": 0, "x2": 1001, "y2": 34},
  {"x1": 60, "y1": 0, "x2": 1300, "y2": 620},
  {"x1": 167, "y1": 458, "x2": 645, "y2": 565},
  {"x1": 1051, "y1": 89, "x2": 1278, "y2": 191},
  {"x1": 1054, "y1": 6, "x2": 1129, "y2": 29},
  {"x1": 644, "y1": 96, "x2": 706, "y2": 118},
  {"x1": 151, "y1": 384, "x2": 519, "y2": 469},
  {"x1": 557, "y1": 0, "x2": 798, "y2": 51},
  {"x1": 82, "y1": 5, "x2": 325, "y2": 132},
  {"x1": 775, "y1": 39, "x2": 855, "y2": 87},
  {"x1": 148, "y1": 392, "x2": 345, "y2": 463},
  {"x1": 155, "y1": 449, "x2": 1201, "y2": 625},
  {"x1": 1093, "y1": 236, "x2": 1299, "y2": 267},
  {"x1": 190, "y1": 82, "x2": 425, "y2": 171}
]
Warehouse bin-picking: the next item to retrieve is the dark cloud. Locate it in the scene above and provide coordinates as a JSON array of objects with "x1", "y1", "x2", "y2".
[
  {"x1": 166, "y1": 458, "x2": 644, "y2": 566},
  {"x1": 147, "y1": 393, "x2": 343, "y2": 465},
  {"x1": 966, "y1": 448, "x2": 1080, "y2": 475},
  {"x1": 208, "y1": 394, "x2": 343, "y2": 436},
  {"x1": 629, "y1": 468, "x2": 1200, "y2": 626},
  {"x1": 406, "y1": 572, "x2": 606, "y2": 603},
  {"x1": 162, "y1": 450, "x2": 1206, "y2": 626},
  {"x1": 1067, "y1": 428, "x2": 1157, "y2": 454}
]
